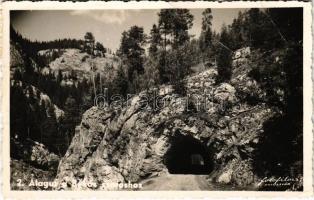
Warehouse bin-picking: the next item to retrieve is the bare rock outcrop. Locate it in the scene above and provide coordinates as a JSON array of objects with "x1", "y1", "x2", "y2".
[
  {"x1": 10, "y1": 139, "x2": 60, "y2": 190},
  {"x1": 55, "y1": 66, "x2": 275, "y2": 190},
  {"x1": 11, "y1": 138, "x2": 60, "y2": 170}
]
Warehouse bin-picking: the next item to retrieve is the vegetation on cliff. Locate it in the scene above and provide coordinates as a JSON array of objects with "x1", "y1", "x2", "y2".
[{"x1": 10, "y1": 8, "x2": 303, "y2": 191}]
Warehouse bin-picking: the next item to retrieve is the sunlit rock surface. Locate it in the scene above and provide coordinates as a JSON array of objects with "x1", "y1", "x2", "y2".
[{"x1": 55, "y1": 65, "x2": 275, "y2": 190}]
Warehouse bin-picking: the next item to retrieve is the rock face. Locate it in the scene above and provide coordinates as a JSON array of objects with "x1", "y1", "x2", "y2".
[
  {"x1": 11, "y1": 138, "x2": 60, "y2": 170},
  {"x1": 10, "y1": 42, "x2": 24, "y2": 69},
  {"x1": 232, "y1": 47, "x2": 251, "y2": 67},
  {"x1": 45, "y1": 48, "x2": 120, "y2": 83},
  {"x1": 11, "y1": 80, "x2": 65, "y2": 120},
  {"x1": 55, "y1": 63, "x2": 275, "y2": 190},
  {"x1": 10, "y1": 139, "x2": 60, "y2": 190}
]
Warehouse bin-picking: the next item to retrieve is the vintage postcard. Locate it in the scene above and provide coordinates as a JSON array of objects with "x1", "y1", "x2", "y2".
[{"x1": 1, "y1": 1, "x2": 313, "y2": 198}]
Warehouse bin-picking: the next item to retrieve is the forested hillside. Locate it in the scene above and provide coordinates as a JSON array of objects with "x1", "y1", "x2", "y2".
[
  {"x1": 10, "y1": 25, "x2": 123, "y2": 151},
  {"x1": 10, "y1": 8, "x2": 303, "y2": 191}
]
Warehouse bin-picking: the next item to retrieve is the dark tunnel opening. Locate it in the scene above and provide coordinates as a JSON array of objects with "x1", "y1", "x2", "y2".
[{"x1": 163, "y1": 133, "x2": 213, "y2": 175}]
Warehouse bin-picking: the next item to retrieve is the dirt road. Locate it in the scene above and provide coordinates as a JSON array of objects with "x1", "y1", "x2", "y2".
[{"x1": 140, "y1": 174, "x2": 212, "y2": 190}]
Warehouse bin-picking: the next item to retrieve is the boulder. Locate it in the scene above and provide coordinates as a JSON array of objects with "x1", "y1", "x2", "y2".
[
  {"x1": 213, "y1": 83, "x2": 237, "y2": 104},
  {"x1": 217, "y1": 169, "x2": 233, "y2": 184}
]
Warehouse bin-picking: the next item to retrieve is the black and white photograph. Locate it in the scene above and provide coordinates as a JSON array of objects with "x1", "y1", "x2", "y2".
[{"x1": 4, "y1": 2, "x2": 312, "y2": 195}]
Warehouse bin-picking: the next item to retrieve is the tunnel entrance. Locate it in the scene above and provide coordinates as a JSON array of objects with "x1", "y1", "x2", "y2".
[{"x1": 164, "y1": 133, "x2": 213, "y2": 174}]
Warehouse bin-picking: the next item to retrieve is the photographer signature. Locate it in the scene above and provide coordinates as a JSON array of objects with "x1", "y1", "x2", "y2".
[{"x1": 258, "y1": 176, "x2": 302, "y2": 187}]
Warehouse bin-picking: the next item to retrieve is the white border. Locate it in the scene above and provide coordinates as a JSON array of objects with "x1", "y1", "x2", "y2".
[{"x1": 1, "y1": 1, "x2": 313, "y2": 198}]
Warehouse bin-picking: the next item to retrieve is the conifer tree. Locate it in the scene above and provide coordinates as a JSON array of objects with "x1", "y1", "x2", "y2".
[
  {"x1": 216, "y1": 25, "x2": 232, "y2": 83},
  {"x1": 199, "y1": 8, "x2": 213, "y2": 63},
  {"x1": 61, "y1": 96, "x2": 80, "y2": 144},
  {"x1": 158, "y1": 9, "x2": 174, "y2": 50},
  {"x1": 149, "y1": 24, "x2": 162, "y2": 57},
  {"x1": 41, "y1": 103, "x2": 58, "y2": 149},
  {"x1": 84, "y1": 32, "x2": 95, "y2": 55},
  {"x1": 118, "y1": 26, "x2": 146, "y2": 81}
]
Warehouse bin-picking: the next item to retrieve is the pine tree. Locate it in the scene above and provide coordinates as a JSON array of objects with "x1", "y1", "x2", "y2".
[
  {"x1": 216, "y1": 25, "x2": 232, "y2": 83},
  {"x1": 84, "y1": 32, "x2": 95, "y2": 55},
  {"x1": 158, "y1": 9, "x2": 175, "y2": 50},
  {"x1": 158, "y1": 9, "x2": 194, "y2": 49},
  {"x1": 229, "y1": 11, "x2": 246, "y2": 49},
  {"x1": 95, "y1": 42, "x2": 106, "y2": 57},
  {"x1": 79, "y1": 89, "x2": 93, "y2": 115},
  {"x1": 112, "y1": 65, "x2": 128, "y2": 97},
  {"x1": 118, "y1": 31, "x2": 129, "y2": 57},
  {"x1": 41, "y1": 103, "x2": 58, "y2": 150},
  {"x1": 200, "y1": 8, "x2": 213, "y2": 63},
  {"x1": 149, "y1": 24, "x2": 162, "y2": 57},
  {"x1": 245, "y1": 9, "x2": 266, "y2": 48},
  {"x1": 10, "y1": 85, "x2": 28, "y2": 140},
  {"x1": 200, "y1": 8, "x2": 213, "y2": 49},
  {"x1": 172, "y1": 9, "x2": 194, "y2": 48},
  {"x1": 61, "y1": 96, "x2": 80, "y2": 145},
  {"x1": 118, "y1": 26, "x2": 146, "y2": 81}
]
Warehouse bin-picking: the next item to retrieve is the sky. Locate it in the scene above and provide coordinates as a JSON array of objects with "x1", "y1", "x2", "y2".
[{"x1": 11, "y1": 9, "x2": 245, "y2": 51}]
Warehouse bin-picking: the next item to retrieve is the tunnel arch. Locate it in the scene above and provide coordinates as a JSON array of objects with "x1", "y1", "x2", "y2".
[{"x1": 163, "y1": 133, "x2": 213, "y2": 175}]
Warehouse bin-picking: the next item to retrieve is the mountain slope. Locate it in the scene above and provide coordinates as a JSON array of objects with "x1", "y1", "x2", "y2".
[{"x1": 55, "y1": 60, "x2": 278, "y2": 190}]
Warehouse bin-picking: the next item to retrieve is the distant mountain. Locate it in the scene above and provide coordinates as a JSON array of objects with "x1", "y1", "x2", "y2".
[
  {"x1": 40, "y1": 48, "x2": 120, "y2": 84},
  {"x1": 10, "y1": 26, "x2": 84, "y2": 62}
]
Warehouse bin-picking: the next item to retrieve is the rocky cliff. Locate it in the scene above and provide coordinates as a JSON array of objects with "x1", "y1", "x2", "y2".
[
  {"x1": 41, "y1": 48, "x2": 120, "y2": 84},
  {"x1": 55, "y1": 60, "x2": 276, "y2": 190},
  {"x1": 10, "y1": 138, "x2": 60, "y2": 190}
]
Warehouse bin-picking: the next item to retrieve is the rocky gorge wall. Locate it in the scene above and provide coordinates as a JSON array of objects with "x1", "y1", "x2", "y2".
[
  {"x1": 55, "y1": 60, "x2": 276, "y2": 190},
  {"x1": 10, "y1": 138, "x2": 60, "y2": 190}
]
